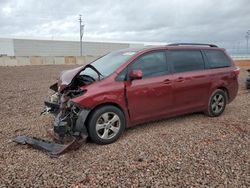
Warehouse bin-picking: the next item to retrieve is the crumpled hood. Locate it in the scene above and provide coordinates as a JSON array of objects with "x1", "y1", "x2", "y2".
[{"x1": 58, "y1": 66, "x2": 84, "y2": 91}]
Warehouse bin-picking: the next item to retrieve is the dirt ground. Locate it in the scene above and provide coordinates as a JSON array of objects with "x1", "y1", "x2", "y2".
[
  {"x1": 235, "y1": 60, "x2": 250, "y2": 68},
  {"x1": 0, "y1": 65, "x2": 249, "y2": 187}
]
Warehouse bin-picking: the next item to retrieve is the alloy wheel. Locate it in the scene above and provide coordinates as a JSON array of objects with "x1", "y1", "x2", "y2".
[
  {"x1": 95, "y1": 112, "x2": 121, "y2": 140},
  {"x1": 211, "y1": 93, "x2": 225, "y2": 114}
]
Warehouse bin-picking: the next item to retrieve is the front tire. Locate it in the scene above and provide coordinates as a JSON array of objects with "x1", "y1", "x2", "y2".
[
  {"x1": 87, "y1": 105, "x2": 125, "y2": 145},
  {"x1": 205, "y1": 89, "x2": 226, "y2": 117}
]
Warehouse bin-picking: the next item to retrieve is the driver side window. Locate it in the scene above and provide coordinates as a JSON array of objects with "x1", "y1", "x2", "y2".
[{"x1": 130, "y1": 51, "x2": 168, "y2": 79}]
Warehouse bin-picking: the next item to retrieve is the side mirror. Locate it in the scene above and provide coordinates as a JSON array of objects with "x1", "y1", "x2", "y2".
[{"x1": 129, "y1": 70, "x2": 143, "y2": 80}]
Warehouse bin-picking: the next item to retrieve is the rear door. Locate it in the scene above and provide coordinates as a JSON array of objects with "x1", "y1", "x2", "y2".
[
  {"x1": 169, "y1": 50, "x2": 211, "y2": 113},
  {"x1": 125, "y1": 51, "x2": 174, "y2": 124}
]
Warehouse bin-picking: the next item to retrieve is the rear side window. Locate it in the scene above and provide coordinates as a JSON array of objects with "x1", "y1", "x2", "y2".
[
  {"x1": 204, "y1": 50, "x2": 231, "y2": 68},
  {"x1": 170, "y1": 50, "x2": 204, "y2": 73},
  {"x1": 131, "y1": 51, "x2": 168, "y2": 78}
]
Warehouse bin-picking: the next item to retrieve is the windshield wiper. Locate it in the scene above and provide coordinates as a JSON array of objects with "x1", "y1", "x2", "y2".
[{"x1": 85, "y1": 64, "x2": 104, "y2": 80}]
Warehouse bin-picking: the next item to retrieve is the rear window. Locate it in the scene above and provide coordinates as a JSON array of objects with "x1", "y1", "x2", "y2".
[
  {"x1": 170, "y1": 50, "x2": 205, "y2": 73},
  {"x1": 204, "y1": 50, "x2": 231, "y2": 68}
]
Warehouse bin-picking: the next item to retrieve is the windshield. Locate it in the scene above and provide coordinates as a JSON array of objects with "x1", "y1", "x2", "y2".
[{"x1": 81, "y1": 51, "x2": 136, "y2": 79}]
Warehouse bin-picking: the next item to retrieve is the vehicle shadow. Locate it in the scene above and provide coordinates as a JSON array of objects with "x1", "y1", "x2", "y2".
[
  {"x1": 123, "y1": 112, "x2": 205, "y2": 136},
  {"x1": 85, "y1": 111, "x2": 206, "y2": 145}
]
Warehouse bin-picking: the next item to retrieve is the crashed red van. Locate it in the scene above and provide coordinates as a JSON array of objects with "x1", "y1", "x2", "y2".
[{"x1": 43, "y1": 43, "x2": 239, "y2": 145}]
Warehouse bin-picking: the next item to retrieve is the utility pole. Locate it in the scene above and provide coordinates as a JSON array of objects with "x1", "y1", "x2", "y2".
[
  {"x1": 79, "y1": 14, "x2": 85, "y2": 56},
  {"x1": 246, "y1": 30, "x2": 250, "y2": 54}
]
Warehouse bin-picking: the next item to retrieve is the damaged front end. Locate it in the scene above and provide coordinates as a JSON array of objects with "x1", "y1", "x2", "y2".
[
  {"x1": 14, "y1": 65, "x2": 100, "y2": 156},
  {"x1": 44, "y1": 86, "x2": 89, "y2": 141}
]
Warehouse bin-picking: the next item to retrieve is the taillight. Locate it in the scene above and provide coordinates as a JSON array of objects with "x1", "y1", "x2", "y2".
[{"x1": 233, "y1": 66, "x2": 240, "y2": 76}]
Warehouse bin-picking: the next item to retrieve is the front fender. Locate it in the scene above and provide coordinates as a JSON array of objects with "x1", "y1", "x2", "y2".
[{"x1": 72, "y1": 91, "x2": 131, "y2": 127}]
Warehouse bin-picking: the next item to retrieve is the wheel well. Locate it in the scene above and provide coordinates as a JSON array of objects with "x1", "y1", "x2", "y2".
[
  {"x1": 218, "y1": 86, "x2": 229, "y2": 103},
  {"x1": 85, "y1": 102, "x2": 126, "y2": 126}
]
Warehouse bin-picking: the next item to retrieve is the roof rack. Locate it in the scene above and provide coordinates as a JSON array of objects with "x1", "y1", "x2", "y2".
[{"x1": 167, "y1": 43, "x2": 218, "y2": 48}]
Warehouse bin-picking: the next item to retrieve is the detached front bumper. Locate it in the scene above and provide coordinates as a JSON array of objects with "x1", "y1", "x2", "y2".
[
  {"x1": 13, "y1": 104, "x2": 90, "y2": 157},
  {"x1": 13, "y1": 81, "x2": 91, "y2": 156},
  {"x1": 14, "y1": 135, "x2": 85, "y2": 157}
]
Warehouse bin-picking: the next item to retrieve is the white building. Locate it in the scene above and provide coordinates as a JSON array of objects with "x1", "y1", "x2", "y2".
[{"x1": 0, "y1": 37, "x2": 144, "y2": 57}]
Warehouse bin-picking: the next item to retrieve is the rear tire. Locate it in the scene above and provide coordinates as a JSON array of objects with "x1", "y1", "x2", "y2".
[
  {"x1": 205, "y1": 89, "x2": 226, "y2": 117},
  {"x1": 87, "y1": 105, "x2": 125, "y2": 145}
]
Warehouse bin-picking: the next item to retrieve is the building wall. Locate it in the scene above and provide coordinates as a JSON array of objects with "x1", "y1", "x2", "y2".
[
  {"x1": 0, "y1": 38, "x2": 14, "y2": 56},
  {"x1": 0, "y1": 55, "x2": 99, "y2": 66},
  {"x1": 0, "y1": 38, "x2": 145, "y2": 65},
  {"x1": 12, "y1": 39, "x2": 130, "y2": 56}
]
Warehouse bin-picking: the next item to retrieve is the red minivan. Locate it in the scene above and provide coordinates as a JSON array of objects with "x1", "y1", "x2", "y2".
[{"x1": 45, "y1": 43, "x2": 239, "y2": 144}]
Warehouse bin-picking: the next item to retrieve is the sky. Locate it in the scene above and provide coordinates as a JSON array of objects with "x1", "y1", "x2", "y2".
[{"x1": 0, "y1": 0, "x2": 250, "y2": 49}]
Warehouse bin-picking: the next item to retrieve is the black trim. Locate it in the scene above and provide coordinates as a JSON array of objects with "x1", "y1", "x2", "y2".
[
  {"x1": 201, "y1": 50, "x2": 210, "y2": 69},
  {"x1": 115, "y1": 67, "x2": 128, "y2": 81},
  {"x1": 49, "y1": 82, "x2": 58, "y2": 92}
]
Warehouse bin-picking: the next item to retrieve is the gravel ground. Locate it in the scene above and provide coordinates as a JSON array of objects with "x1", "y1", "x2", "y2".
[{"x1": 0, "y1": 65, "x2": 249, "y2": 187}]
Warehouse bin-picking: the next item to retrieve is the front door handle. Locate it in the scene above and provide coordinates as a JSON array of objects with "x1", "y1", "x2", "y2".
[
  {"x1": 163, "y1": 79, "x2": 171, "y2": 84},
  {"x1": 176, "y1": 77, "x2": 185, "y2": 82},
  {"x1": 193, "y1": 75, "x2": 205, "y2": 79}
]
